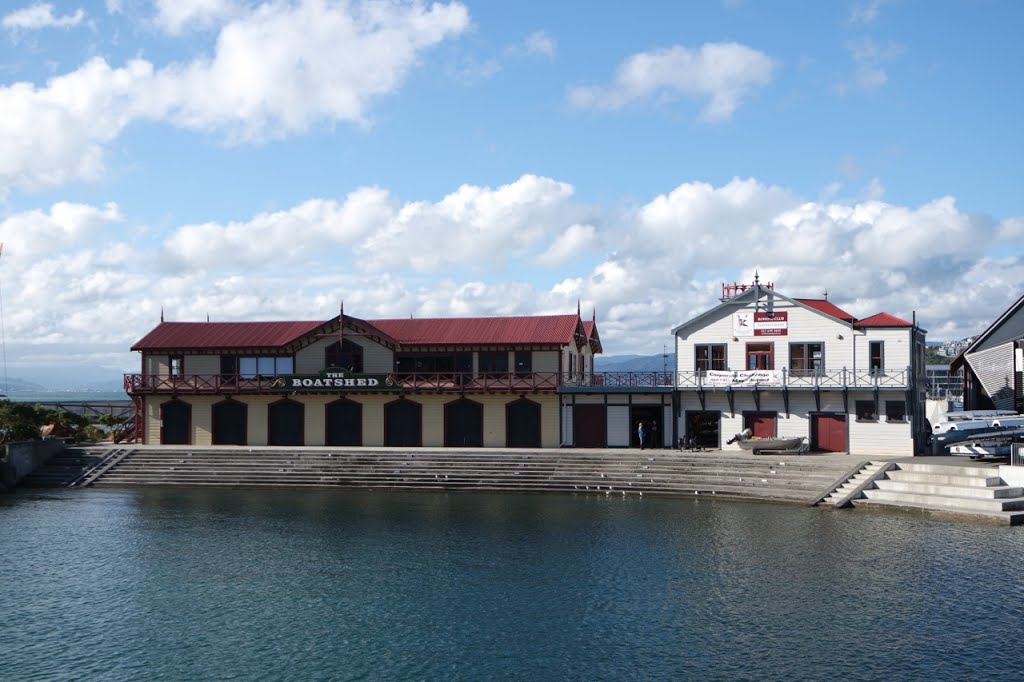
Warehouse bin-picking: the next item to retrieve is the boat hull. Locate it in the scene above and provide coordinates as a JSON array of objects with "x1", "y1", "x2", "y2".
[{"x1": 737, "y1": 437, "x2": 804, "y2": 453}]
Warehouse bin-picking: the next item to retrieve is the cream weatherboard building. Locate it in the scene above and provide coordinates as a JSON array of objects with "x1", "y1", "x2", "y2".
[
  {"x1": 126, "y1": 310, "x2": 601, "y2": 448},
  {"x1": 124, "y1": 286, "x2": 930, "y2": 456},
  {"x1": 672, "y1": 281, "x2": 929, "y2": 456}
]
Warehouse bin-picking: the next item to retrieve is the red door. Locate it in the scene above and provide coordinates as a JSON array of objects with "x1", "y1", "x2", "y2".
[
  {"x1": 574, "y1": 405, "x2": 607, "y2": 447},
  {"x1": 813, "y1": 414, "x2": 847, "y2": 452},
  {"x1": 744, "y1": 412, "x2": 777, "y2": 438}
]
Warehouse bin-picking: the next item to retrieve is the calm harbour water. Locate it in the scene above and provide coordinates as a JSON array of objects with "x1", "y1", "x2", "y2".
[{"x1": 3, "y1": 487, "x2": 1024, "y2": 681}]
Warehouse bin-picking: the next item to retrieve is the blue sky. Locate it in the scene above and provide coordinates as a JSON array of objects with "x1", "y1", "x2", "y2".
[{"x1": 0, "y1": 0, "x2": 1022, "y2": 382}]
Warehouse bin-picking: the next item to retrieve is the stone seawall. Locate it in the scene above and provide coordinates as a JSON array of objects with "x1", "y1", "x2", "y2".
[{"x1": 1, "y1": 440, "x2": 65, "y2": 489}]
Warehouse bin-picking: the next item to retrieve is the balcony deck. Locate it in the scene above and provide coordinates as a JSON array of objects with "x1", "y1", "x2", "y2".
[
  {"x1": 125, "y1": 371, "x2": 562, "y2": 395},
  {"x1": 562, "y1": 368, "x2": 910, "y2": 391},
  {"x1": 126, "y1": 367, "x2": 911, "y2": 397}
]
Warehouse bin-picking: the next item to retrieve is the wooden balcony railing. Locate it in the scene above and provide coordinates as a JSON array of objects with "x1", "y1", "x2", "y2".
[
  {"x1": 125, "y1": 371, "x2": 562, "y2": 395},
  {"x1": 125, "y1": 367, "x2": 911, "y2": 396}
]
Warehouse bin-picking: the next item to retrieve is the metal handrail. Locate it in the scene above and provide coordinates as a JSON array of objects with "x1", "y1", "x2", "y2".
[{"x1": 560, "y1": 372, "x2": 673, "y2": 388}]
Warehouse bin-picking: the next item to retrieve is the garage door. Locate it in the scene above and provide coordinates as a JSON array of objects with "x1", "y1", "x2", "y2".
[
  {"x1": 812, "y1": 414, "x2": 847, "y2": 452},
  {"x1": 574, "y1": 405, "x2": 607, "y2": 448}
]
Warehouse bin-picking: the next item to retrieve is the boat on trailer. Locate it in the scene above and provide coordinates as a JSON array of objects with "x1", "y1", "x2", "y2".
[
  {"x1": 736, "y1": 436, "x2": 806, "y2": 455},
  {"x1": 932, "y1": 411, "x2": 1024, "y2": 459}
]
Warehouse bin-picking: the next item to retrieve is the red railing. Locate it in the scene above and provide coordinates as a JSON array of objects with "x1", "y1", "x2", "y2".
[{"x1": 125, "y1": 371, "x2": 562, "y2": 395}]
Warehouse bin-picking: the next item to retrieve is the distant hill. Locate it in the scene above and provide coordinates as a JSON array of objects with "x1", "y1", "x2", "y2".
[
  {"x1": 595, "y1": 353, "x2": 675, "y2": 372},
  {"x1": 1, "y1": 377, "x2": 49, "y2": 394}
]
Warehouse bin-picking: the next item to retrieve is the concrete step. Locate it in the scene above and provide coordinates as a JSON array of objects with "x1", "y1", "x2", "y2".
[
  {"x1": 861, "y1": 489, "x2": 1024, "y2": 512},
  {"x1": 874, "y1": 480, "x2": 1024, "y2": 499},
  {"x1": 852, "y1": 498, "x2": 1024, "y2": 525},
  {"x1": 91, "y1": 477, "x2": 816, "y2": 501},
  {"x1": 891, "y1": 462, "x2": 1000, "y2": 478},
  {"x1": 84, "y1": 447, "x2": 853, "y2": 504},
  {"x1": 884, "y1": 470, "x2": 1003, "y2": 487}
]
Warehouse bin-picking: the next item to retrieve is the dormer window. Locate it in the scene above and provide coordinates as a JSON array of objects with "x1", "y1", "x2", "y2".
[{"x1": 326, "y1": 339, "x2": 364, "y2": 373}]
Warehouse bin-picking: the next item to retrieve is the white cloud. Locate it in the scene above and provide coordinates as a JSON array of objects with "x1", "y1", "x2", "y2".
[
  {"x1": 567, "y1": 42, "x2": 777, "y2": 122},
  {"x1": 160, "y1": 188, "x2": 393, "y2": 270},
  {"x1": 2, "y1": 3, "x2": 85, "y2": 30},
  {"x1": 998, "y1": 217, "x2": 1024, "y2": 242},
  {"x1": 0, "y1": 177, "x2": 1019, "y2": 360},
  {"x1": 354, "y1": 174, "x2": 578, "y2": 272},
  {"x1": 536, "y1": 223, "x2": 596, "y2": 266},
  {"x1": 0, "y1": 0, "x2": 471, "y2": 190},
  {"x1": 153, "y1": 0, "x2": 243, "y2": 34},
  {"x1": 505, "y1": 30, "x2": 556, "y2": 59},
  {"x1": 849, "y1": 0, "x2": 886, "y2": 24},
  {"x1": 839, "y1": 37, "x2": 905, "y2": 93},
  {"x1": 0, "y1": 201, "x2": 123, "y2": 260}
]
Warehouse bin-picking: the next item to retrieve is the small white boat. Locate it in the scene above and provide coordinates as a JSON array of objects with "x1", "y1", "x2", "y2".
[{"x1": 736, "y1": 436, "x2": 806, "y2": 454}]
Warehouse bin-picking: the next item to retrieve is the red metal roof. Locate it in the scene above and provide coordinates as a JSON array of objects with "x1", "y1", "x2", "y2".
[
  {"x1": 794, "y1": 298, "x2": 856, "y2": 322},
  {"x1": 131, "y1": 321, "x2": 325, "y2": 350},
  {"x1": 856, "y1": 312, "x2": 913, "y2": 327},
  {"x1": 368, "y1": 315, "x2": 582, "y2": 346}
]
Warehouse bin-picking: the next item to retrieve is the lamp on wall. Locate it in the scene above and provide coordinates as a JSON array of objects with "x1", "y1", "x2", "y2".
[
  {"x1": 837, "y1": 334, "x2": 844, "y2": 340},
  {"x1": 732, "y1": 336, "x2": 738, "y2": 342}
]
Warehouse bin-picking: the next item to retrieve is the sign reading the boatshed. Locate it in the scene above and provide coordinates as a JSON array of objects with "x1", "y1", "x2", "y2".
[
  {"x1": 733, "y1": 312, "x2": 788, "y2": 337},
  {"x1": 270, "y1": 368, "x2": 400, "y2": 391}
]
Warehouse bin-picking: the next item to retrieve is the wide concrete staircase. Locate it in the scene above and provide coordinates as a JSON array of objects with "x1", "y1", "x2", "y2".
[
  {"x1": 42, "y1": 446, "x2": 857, "y2": 504},
  {"x1": 18, "y1": 446, "x2": 112, "y2": 487},
  {"x1": 850, "y1": 461, "x2": 1024, "y2": 524}
]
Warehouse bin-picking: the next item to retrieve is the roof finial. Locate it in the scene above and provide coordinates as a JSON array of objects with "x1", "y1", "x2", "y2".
[
  {"x1": 823, "y1": 289, "x2": 829, "y2": 300},
  {"x1": 206, "y1": 312, "x2": 210, "y2": 322},
  {"x1": 754, "y1": 271, "x2": 761, "y2": 286},
  {"x1": 577, "y1": 298, "x2": 581, "y2": 317},
  {"x1": 160, "y1": 307, "x2": 164, "y2": 323},
  {"x1": 592, "y1": 306, "x2": 596, "y2": 323}
]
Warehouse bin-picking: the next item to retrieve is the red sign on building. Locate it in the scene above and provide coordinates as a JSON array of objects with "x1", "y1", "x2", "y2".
[{"x1": 753, "y1": 311, "x2": 788, "y2": 336}]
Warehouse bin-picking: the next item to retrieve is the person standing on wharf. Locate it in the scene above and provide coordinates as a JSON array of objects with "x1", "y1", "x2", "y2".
[{"x1": 637, "y1": 422, "x2": 646, "y2": 450}]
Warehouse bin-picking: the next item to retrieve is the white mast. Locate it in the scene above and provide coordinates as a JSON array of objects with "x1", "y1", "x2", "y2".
[{"x1": 0, "y1": 242, "x2": 7, "y2": 396}]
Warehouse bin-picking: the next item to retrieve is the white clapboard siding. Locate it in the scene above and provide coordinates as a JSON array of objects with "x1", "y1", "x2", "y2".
[
  {"x1": 675, "y1": 299, "x2": 854, "y2": 373},
  {"x1": 857, "y1": 328, "x2": 912, "y2": 373}
]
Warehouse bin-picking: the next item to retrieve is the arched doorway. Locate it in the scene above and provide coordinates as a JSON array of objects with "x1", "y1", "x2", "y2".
[
  {"x1": 385, "y1": 399, "x2": 421, "y2": 447},
  {"x1": 326, "y1": 398, "x2": 362, "y2": 446},
  {"x1": 212, "y1": 399, "x2": 247, "y2": 445},
  {"x1": 506, "y1": 398, "x2": 541, "y2": 448},
  {"x1": 445, "y1": 398, "x2": 483, "y2": 447},
  {"x1": 160, "y1": 399, "x2": 191, "y2": 445},
  {"x1": 268, "y1": 398, "x2": 304, "y2": 446}
]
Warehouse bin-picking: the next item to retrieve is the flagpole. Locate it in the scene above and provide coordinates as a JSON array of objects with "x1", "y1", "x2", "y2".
[{"x1": 0, "y1": 243, "x2": 8, "y2": 396}]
